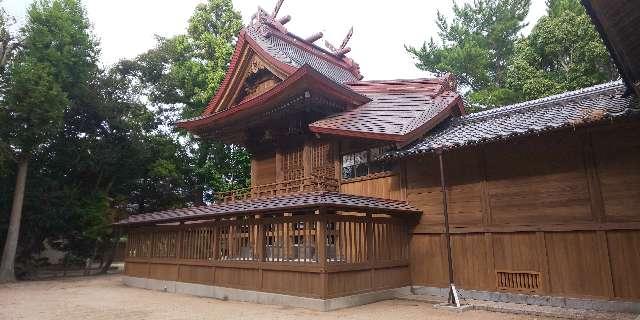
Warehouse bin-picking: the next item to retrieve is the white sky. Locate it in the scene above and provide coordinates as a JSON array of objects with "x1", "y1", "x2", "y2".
[{"x1": 4, "y1": 0, "x2": 547, "y2": 80}]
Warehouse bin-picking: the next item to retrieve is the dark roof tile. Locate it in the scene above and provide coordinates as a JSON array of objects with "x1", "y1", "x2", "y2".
[
  {"x1": 115, "y1": 192, "x2": 421, "y2": 226},
  {"x1": 392, "y1": 81, "x2": 640, "y2": 157}
]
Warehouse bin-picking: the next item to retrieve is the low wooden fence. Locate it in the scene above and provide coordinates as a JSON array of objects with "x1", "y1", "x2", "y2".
[
  {"x1": 124, "y1": 213, "x2": 411, "y2": 298},
  {"x1": 215, "y1": 175, "x2": 340, "y2": 203}
]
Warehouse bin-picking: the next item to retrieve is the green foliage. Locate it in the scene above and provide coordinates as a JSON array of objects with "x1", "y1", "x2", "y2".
[
  {"x1": 407, "y1": 0, "x2": 530, "y2": 91},
  {"x1": 21, "y1": 0, "x2": 98, "y2": 101},
  {"x1": 408, "y1": 0, "x2": 616, "y2": 109},
  {"x1": 128, "y1": 0, "x2": 249, "y2": 205},
  {"x1": 1, "y1": 59, "x2": 67, "y2": 155},
  {"x1": 505, "y1": 1, "x2": 617, "y2": 101},
  {"x1": 0, "y1": 0, "x2": 116, "y2": 272},
  {"x1": 133, "y1": 0, "x2": 242, "y2": 119}
]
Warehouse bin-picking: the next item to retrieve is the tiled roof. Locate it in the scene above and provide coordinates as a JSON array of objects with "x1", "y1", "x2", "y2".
[
  {"x1": 245, "y1": 24, "x2": 361, "y2": 84},
  {"x1": 114, "y1": 192, "x2": 421, "y2": 226},
  {"x1": 582, "y1": 0, "x2": 640, "y2": 96},
  {"x1": 309, "y1": 77, "x2": 464, "y2": 143},
  {"x1": 392, "y1": 81, "x2": 640, "y2": 157}
]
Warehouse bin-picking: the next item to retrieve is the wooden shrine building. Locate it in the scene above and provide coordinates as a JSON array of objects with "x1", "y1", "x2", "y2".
[{"x1": 115, "y1": 1, "x2": 640, "y2": 312}]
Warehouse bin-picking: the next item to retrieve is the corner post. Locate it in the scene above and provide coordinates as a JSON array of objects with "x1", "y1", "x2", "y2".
[
  {"x1": 438, "y1": 149, "x2": 460, "y2": 307},
  {"x1": 316, "y1": 208, "x2": 327, "y2": 268},
  {"x1": 366, "y1": 212, "x2": 374, "y2": 264},
  {"x1": 316, "y1": 208, "x2": 329, "y2": 298}
]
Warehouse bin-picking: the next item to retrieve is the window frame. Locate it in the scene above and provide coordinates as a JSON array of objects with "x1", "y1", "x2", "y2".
[{"x1": 341, "y1": 145, "x2": 394, "y2": 180}]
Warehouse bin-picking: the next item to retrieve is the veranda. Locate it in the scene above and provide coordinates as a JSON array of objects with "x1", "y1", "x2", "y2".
[{"x1": 121, "y1": 194, "x2": 419, "y2": 300}]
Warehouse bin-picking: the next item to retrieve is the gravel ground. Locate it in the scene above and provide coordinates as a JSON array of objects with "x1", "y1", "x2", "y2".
[{"x1": 0, "y1": 275, "x2": 564, "y2": 320}]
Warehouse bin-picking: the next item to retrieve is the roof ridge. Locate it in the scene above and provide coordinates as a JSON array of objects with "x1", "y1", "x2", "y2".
[{"x1": 463, "y1": 80, "x2": 625, "y2": 122}]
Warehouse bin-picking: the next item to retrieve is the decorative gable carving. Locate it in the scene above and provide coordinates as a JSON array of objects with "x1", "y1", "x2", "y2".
[
  {"x1": 234, "y1": 57, "x2": 282, "y2": 104},
  {"x1": 217, "y1": 50, "x2": 284, "y2": 112}
]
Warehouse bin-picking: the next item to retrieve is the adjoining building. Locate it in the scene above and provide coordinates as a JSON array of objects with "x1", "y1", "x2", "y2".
[{"x1": 115, "y1": 1, "x2": 640, "y2": 312}]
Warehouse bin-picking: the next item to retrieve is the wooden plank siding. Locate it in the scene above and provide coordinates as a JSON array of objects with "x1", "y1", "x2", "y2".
[
  {"x1": 331, "y1": 123, "x2": 640, "y2": 301},
  {"x1": 124, "y1": 213, "x2": 411, "y2": 299},
  {"x1": 399, "y1": 122, "x2": 640, "y2": 301}
]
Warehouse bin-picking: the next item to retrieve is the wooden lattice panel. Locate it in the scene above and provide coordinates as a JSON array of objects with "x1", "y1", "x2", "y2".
[
  {"x1": 283, "y1": 147, "x2": 304, "y2": 181},
  {"x1": 496, "y1": 270, "x2": 541, "y2": 293},
  {"x1": 127, "y1": 231, "x2": 151, "y2": 258},
  {"x1": 151, "y1": 231, "x2": 177, "y2": 258},
  {"x1": 181, "y1": 227, "x2": 215, "y2": 260},
  {"x1": 311, "y1": 141, "x2": 335, "y2": 178}
]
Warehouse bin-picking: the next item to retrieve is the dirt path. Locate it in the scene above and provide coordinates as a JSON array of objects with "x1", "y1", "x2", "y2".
[{"x1": 0, "y1": 275, "x2": 556, "y2": 320}]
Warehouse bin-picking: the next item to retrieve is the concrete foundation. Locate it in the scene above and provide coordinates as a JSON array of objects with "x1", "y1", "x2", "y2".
[
  {"x1": 411, "y1": 286, "x2": 640, "y2": 314},
  {"x1": 122, "y1": 276, "x2": 411, "y2": 311}
]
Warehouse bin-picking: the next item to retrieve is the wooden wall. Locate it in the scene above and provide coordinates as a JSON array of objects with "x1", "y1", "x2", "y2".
[
  {"x1": 340, "y1": 170, "x2": 404, "y2": 200},
  {"x1": 251, "y1": 152, "x2": 276, "y2": 187},
  {"x1": 124, "y1": 261, "x2": 409, "y2": 299},
  {"x1": 242, "y1": 121, "x2": 640, "y2": 301},
  {"x1": 399, "y1": 122, "x2": 640, "y2": 301}
]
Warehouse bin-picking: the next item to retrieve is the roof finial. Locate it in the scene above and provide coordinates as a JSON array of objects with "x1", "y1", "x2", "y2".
[
  {"x1": 272, "y1": 0, "x2": 284, "y2": 18},
  {"x1": 277, "y1": 14, "x2": 291, "y2": 25},
  {"x1": 340, "y1": 27, "x2": 353, "y2": 49},
  {"x1": 325, "y1": 27, "x2": 354, "y2": 57},
  {"x1": 305, "y1": 32, "x2": 324, "y2": 43}
]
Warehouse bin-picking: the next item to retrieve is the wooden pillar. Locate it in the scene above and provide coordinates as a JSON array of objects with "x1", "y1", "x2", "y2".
[
  {"x1": 257, "y1": 215, "x2": 265, "y2": 262},
  {"x1": 366, "y1": 213, "x2": 374, "y2": 263},
  {"x1": 275, "y1": 149, "x2": 284, "y2": 184},
  {"x1": 303, "y1": 141, "x2": 312, "y2": 179},
  {"x1": 250, "y1": 158, "x2": 257, "y2": 188},
  {"x1": 316, "y1": 209, "x2": 327, "y2": 268},
  {"x1": 316, "y1": 208, "x2": 329, "y2": 298},
  {"x1": 334, "y1": 140, "x2": 342, "y2": 182},
  {"x1": 176, "y1": 225, "x2": 184, "y2": 260},
  {"x1": 581, "y1": 132, "x2": 606, "y2": 222},
  {"x1": 212, "y1": 224, "x2": 219, "y2": 261}
]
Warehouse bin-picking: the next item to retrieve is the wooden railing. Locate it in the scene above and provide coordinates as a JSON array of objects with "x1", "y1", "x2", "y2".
[
  {"x1": 215, "y1": 175, "x2": 340, "y2": 203},
  {"x1": 125, "y1": 213, "x2": 409, "y2": 267}
]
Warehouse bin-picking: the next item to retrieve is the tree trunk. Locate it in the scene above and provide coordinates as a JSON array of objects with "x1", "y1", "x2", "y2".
[
  {"x1": 98, "y1": 230, "x2": 121, "y2": 275},
  {"x1": 0, "y1": 158, "x2": 28, "y2": 283}
]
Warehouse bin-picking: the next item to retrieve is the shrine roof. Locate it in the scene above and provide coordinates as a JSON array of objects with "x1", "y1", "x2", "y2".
[
  {"x1": 582, "y1": 0, "x2": 640, "y2": 96},
  {"x1": 244, "y1": 24, "x2": 361, "y2": 85},
  {"x1": 308, "y1": 75, "x2": 465, "y2": 144},
  {"x1": 392, "y1": 81, "x2": 640, "y2": 157},
  {"x1": 114, "y1": 192, "x2": 422, "y2": 226},
  {"x1": 177, "y1": 65, "x2": 370, "y2": 134}
]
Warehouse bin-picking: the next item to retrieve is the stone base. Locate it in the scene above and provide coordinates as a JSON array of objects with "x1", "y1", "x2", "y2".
[
  {"x1": 411, "y1": 286, "x2": 640, "y2": 314},
  {"x1": 122, "y1": 276, "x2": 411, "y2": 311}
]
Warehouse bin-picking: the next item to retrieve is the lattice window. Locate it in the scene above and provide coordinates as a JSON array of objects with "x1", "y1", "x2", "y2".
[
  {"x1": 127, "y1": 231, "x2": 151, "y2": 258},
  {"x1": 327, "y1": 219, "x2": 367, "y2": 263},
  {"x1": 373, "y1": 222, "x2": 408, "y2": 262},
  {"x1": 283, "y1": 147, "x2": 304, "y2": 181},
  {"x1": 265, "y1": 217, "x2": 318, "y2": 263},
  {"x1": 342, "y1": 145, "x2": 393, "y2": 179},
  {"x1": 151, "y1": 231, "x2": 177, "y2": 258},
  {"x1": 180, "y1": 227, "x2": 215, "y2": 260},
  {"x1": 218, "y1": 221, "x2": 259, "y2": 261},
  {"x1": 496, "y1": 270, "x2": 541, "y2": 293},
  {"x1": 311, "y1": 142, "x2": 335, "y2": 178}
]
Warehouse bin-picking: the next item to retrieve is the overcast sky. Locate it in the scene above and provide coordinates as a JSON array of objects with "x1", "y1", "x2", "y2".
[{"x1": 4, "y1": 0, "x2": 547, "y2": 80}]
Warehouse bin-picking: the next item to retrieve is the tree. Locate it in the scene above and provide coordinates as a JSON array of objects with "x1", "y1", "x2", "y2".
[
  {"x1": 407, "y1": 0, "x2": 530, "y2": 107},
  {"x1": 129, "y1": 0, "x2": 249, "y2": 206},
  {"x1": 0, "y1": 1, "x2": 18, "y2": 76},
  {"x1": 504, "y1": 0, "x2": 617, "y2": 101},
  {"x1": 0, "y1": 0, "x2": 98, "y2": 282}
]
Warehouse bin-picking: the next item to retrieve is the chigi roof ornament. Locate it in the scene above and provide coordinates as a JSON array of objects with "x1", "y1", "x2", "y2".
[
  {"x1": 325, "y1": 27, "x2": 353, "y2": 57},
  {"x1": 250, "y1": 0, "x2": 290, "y2": 35}
]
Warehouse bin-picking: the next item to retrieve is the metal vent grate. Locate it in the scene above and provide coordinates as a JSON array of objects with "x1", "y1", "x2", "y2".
[{"x1": 496, "y1": 270, "x2": 541, "y2": 293}]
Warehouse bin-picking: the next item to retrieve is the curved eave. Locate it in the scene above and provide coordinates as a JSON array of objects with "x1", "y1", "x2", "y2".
[
  {"x1": 308, "y1": 94, "x2": 464, "y2": 146},
  {"x1": 268, "y1": 31, "x2": 363, "y2": 80},
  {"x1": 177, "y1": 65, "x2": 370, "y2": 133},
  {"x1": 201, "y1": 29, "x2": 298, "y2": 116}
]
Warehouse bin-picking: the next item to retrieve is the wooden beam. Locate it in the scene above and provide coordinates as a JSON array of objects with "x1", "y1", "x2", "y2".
[{"x1": 581, "y1": 132, "x2": 606, "y2": 222}]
